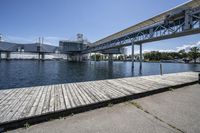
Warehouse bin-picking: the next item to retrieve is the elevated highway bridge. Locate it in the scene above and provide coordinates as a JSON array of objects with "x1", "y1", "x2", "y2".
[{"x1": 83, "y1": 0, "x2": 200, "y2": 68}]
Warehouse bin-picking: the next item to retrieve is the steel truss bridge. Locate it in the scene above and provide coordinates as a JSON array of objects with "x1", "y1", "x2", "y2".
[{"x1": 83, "y1": 0, "x2": 200, "y2": 54}]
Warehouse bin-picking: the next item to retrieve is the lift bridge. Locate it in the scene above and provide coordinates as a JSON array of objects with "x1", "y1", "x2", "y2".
[{"x1": 83, "y1": 0, "x2": 200, "y2": 68}]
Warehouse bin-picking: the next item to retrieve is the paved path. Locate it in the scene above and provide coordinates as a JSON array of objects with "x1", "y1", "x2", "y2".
[
  {"x1": 0, "y1": 72, "x2": 198, "y2": 131},
  {"x1": 7, "y1": 84, "x2": 200, "y2": 133}
]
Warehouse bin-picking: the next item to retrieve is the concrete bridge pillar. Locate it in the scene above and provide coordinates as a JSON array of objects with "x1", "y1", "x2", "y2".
[
  {"x1": 125, "y1": 55, "x2": 127, "y2": 61},
  {"x1": 108, "y1": 54, "x2": 113, "y2": 61},
  {"x1": 78, "y1": 54, "x2": 82, "y2": 62},
  {"x1": 94, "y1": 53, "x2": 97, "y2": 61},
  {"x1": 6, "y1": 52, "x2": 10, "y2": 60},
  {"x1": 131, "y1": 42, "x2": 135, "y2": 69},
  {"x1": 139, "y1": 44, "x2": 143, "y2": 73},
  {"x1": 41, "y1": 53, "x2": 45, "y2": 60},
  {"x1": 38, "y1": 53, "x2": 45, "y2": 60},
  {"x1": 38, "y1": 53, "x2": 41, "y2": 60},
  {"x1": 89, "y1": 52, "x2": 91, "y2": 62}
]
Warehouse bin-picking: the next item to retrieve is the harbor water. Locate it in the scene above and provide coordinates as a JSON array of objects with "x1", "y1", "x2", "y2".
[{"x1": 0, "y1": 60, "x2": 199, "y2": 89}]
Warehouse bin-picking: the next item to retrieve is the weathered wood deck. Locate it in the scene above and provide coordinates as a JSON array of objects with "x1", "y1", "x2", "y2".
[{"x1": 0, "y1": 72, "x2": 199, "y2": 131}]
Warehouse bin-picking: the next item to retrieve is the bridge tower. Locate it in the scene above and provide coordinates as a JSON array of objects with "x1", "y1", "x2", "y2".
[{"x1": 37, "y1": 37, "x2": 45, "y2": 60}]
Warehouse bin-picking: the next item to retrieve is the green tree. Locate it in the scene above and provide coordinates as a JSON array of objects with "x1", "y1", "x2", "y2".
[
  {"x1": 188, "y1": 47, "x2": 200, "y2": 63},
  {"x1": 91, "y1": 54, "x2": 102, "y2": 61},
  {"x1": 117, "y1": 55, "x2": 124, "y2": 60},
  {"x1": 178, "y1": 49, "x2": 187, "y2": 59}
]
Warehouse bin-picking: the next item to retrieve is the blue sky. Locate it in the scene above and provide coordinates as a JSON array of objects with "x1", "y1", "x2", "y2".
[{"x1": 1, "y1": 0, "x2": 200, "y2": 54}]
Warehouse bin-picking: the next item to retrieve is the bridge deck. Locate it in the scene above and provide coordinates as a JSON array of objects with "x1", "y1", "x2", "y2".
[{"x1": 0, "y1": 72, "x2": 199, "y2": 130}]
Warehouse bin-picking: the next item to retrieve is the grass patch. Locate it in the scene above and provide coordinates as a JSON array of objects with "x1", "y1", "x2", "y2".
[
  {"x1": 107, "y1": 103, "x2": 113, "y2": 107},
  {"x1": 169, "y1": 88, "x2": 174, "y2": 92},
  {"x1": 24, "y1": 122, "x2": 30, "y2": 129},
  {"x1": 131, "y1": 101, "x2": 143, "y2": 110}
]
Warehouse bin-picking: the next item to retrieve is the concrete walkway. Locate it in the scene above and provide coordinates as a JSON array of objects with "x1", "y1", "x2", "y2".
[{"x1": 7, "y1": 84, "x2": 200, "y2": 133}]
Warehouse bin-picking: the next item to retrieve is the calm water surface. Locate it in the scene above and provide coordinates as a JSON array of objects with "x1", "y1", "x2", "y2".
[{"x1": 0, "y1": 60, "x2": 199, "y2": 89}]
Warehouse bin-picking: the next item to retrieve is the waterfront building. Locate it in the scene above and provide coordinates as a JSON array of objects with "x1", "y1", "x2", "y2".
[{"x1": 0, "y1": 41, "x2": 68, "y2": 60}]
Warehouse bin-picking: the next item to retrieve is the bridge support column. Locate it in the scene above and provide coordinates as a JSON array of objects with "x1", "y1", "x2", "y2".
[
  {"x1": 108, "y1": 54, "x2": 113, "y2": 62},
  {"x1": 89, "y1": 52, "x2": 91, "y2": 62},
  {"x1": 41, "y1": 53, "x2": 45, "y2": 60},
  {"x1": 6, "y1": 52, "x2": 10, "y2": 60},
  {"x1": 131, "y1": 42, "x2": 135, "y2": 68},
  {"x1": 38, "y1": 53, "x2": 45, "y2": 60},
  {"x1": 38, "y1": 53, "x2": 40, "y2": 60},
  {"x1": 94, "y1": 52, "x2": 97, "y2": 62},
  {"x1": 139, "y1": 44, "x2": 143, "y2": 73}
]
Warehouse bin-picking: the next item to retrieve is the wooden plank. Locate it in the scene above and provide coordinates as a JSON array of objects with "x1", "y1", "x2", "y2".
[
  {"x1": 20, "y1": 87, "x2": 41, "y2": 118},
  {"x1": 61, "y1": 84, "x2": 71, "y2": 109},
  {"x1": 0, "y1": 89, "x2": 20, "y2": 108},
  {"x1": 100, "y1": 81, "x2": 127, "y2": 97},
  {"x1": 105, "y1": 80, "x2": 133, "y2": 95},
  {"x1": 35, "y1": 86, "x2": 48, "y2": 115},
  {"x1": 83, "y1": 82, "x2": 110, "y2": 101},
  {"x1": 97, "y1": 81, "x2": 125, "y2": 98},
  {"x1": 80, "y1": 82, "x2": 102, "y2": 102},
  {"x1": 0, "y1": 88, "x2": 27, "y2": 121},
  {"x1": 49, "y1": 85, "x2": 55, "y2": 112},
  {"x1": 74, "y1": 83, "x2": 91, "y2": 105},
  {"x1": 42, "y1": 85, "x2": 51, "y2": 114},
  {"x1": 58, "y1": 84, "x2": 66, "y2": 110},
  {"x1": 116, "y1": 79, "x2": 148, "y2": 91},
  {"x1": 10, "y1": 88, "x2": 36, "y2": 121},
  {"x1": 123, "y1": 78, "x2": 167, "y2": 90},
  {"x1": 64, "y1": 84, "x2": 76, "y2": 108},
  {"x1": 0, "y1": 89, "x2": 13, "y2": 102},
  {"x1": 89, "y1": 81, "x2": 118, "y2": 99},
  {"x1": 2, "y1": 88, "x2": 32, "y2": 122},
  {"x1": 28, "y1": 86, "x2": 45, "y2": 117},
  {"x1": 68, "y1": 83, "x2": 81, "y2": 107},
  {"x1": 71, "y1": 83, "x2": 85, "y2": 106},
  {"x1": 141, "y1": 76, "x2": 177, "y2": 86},
  {"x1": 53, "y1": 85, "x2": 60, "y2": 111},
  {"x1": 107, "y1": 80, "x2": 141, "y2": 93},
  {"x1": 163, "y1": 75, "x2": 196, "y2": 83}
]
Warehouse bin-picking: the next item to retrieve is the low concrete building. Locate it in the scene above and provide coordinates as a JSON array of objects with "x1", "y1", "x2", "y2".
[{"x1": 0, "y1": 41, "x2": 67, "y2": 60}]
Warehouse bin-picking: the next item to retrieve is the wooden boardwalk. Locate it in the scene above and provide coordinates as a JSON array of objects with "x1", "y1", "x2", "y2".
[{"x1": 0, "y1": 72, "x2": 198, "y2": 130}]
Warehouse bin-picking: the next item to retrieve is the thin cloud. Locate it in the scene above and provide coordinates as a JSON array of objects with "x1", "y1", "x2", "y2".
[
  {"x1": 176, "y1": 41, "x2": 200, "y2": 52},
  {"x1": 143, "y1": 41, "x2": 200, "y2": 53}
]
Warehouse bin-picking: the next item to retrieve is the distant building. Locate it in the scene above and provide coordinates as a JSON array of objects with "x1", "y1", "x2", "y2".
[
  {"x1": 0, "y1": 42, "x2": 58, "y2": 52},
  {"x1": 59, "y1": 34, "x2": 89, "y2": 61},
  {"x1": 0, "y1": 41, "x2": 67, "y2": 60},
  {"x1": 59, "y1": 41, "x2": 85, "y2": 54}
]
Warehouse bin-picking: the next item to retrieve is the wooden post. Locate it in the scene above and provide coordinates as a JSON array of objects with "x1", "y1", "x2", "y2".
[{"x1": 160, "y1": 63, "x2": 163, "y2": 75}]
